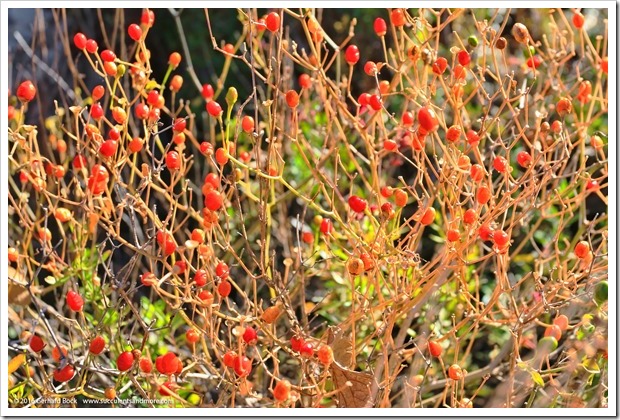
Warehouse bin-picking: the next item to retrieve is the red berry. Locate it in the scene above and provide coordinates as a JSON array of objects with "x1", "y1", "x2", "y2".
[
  {"x1": 285, "y1": 90, "x2": 299, "y2": 108},
  {"x1": 364, "y1": 61, "x2": 378, "y2": 76},
  {"x1": 73, "y1": 32, "x2": 87, "y2": 49},
  {"x1": 345, "y1": 45, "x2": 360, "y2": 65},
  {"x1": 265, "y1": 12, "x2": 280, "y2": 32},
  {"x1": 89, "y1": 336, "x2": 106, "y2": 355},
  {"x1": 516, "y1": 151, "x2": 532, "y2": 168},
  {"x1": 463, "y1": 209, "x2": 477, "y2": 225},
  {"x1": 401, "y1": 110, "x2": 414, "y2": 127},
  {"x1": 572, "y1": 12, "x2": 585, "y2": 29},
  {"x1": 478, "y1": 224, "x2": 494, "y2": 242},
  {"x1": 204, "y1": 173, "x2": 220, "y2": 190},
  {"x1": 29, "y1": 334, "x2": 46, "y2": 353},
  {"x1": 214, "y1": 147, "x2": 229, "y2": 165},
  {"x1": 368, "y1": 94, "x2": 382, "y2": 111},
  {"x1": 165, "y1": 151, "x2": 181, "y2": 171},
  {"x1": 186, "y1": 329, "x2": 200, "y2": 344},
  {"x1": 380, "y1": 186, "x2": 394, "y2": 198},
  {"x1": 446, "y1": 125, "x2": 462, "y2": 143},
  {"x1": 159, "y1": 352, "x2": 179, "y2": 375},
  {"x1": 90, "y1": 102, "x2": 103, "y2": 120},
  {"x1": 201, "y1": 84, "x2": 214, "y2": 100},
  {"x1": 428, "y1": 340, "x2": 442, "y2": 357},
  {"x1": 16, "y1": 81, "x2": 36, "y2": 102},
  {"x1": 574, "y1": 241, "x2": 590, "y2": 259},
  {"x1": 418, "y1": 106, "x2": 439, "y2": 133},
  {"x1": 601, "y1": 57, "x2": 608, "y2": 74},
  {"x1": 156, "y1": 230, "x2": 177, "y2": 256},
  {"x1": 432, "y1": 57, "x2": 448, "y2": 75},
  {"x1": 159, "y1": 381, "x2": 178, "y2": 396},
  {"x1": 457, "y1": 50, "x2": 471, "y2": 66},
  {"x1": 128, "y1": 23, "x2": 142, "y2": 41},
  {"x1": 147, "y1": 90, "x2": 160, "y2": 106},
  {"x1": 85, "y1": 39, "x2": 98, "y2": 54},
  {"x1": 233, "y1": 355, "x2": 252, "y2": 377},
  {"x1": 223, "y1": 351, "x2": 236, "y2": 368},
  {"x1": 447, "y1": 229, "x2": 460, "y2": 242},
  {"x1": 206, "y1": 100, "x2": 222, "y2": 118},
  {"x1": 66, "y1": 290, "x2": 84, "y2": 312},
  {"x1": 241, "y1": 115, "x2": 255, "y2": 133},
  {"x1": 319, "y1": 218, "x2": 333, "y2": 235},
  {"x1": 100, "y1": 49, "x2": 116, "y2": 62},
  {"x1": 381, "y1": 202, "x2": 395, "y2": 219},
  {"x1": 139, "y1": 357, "x2": 153, "y2": 373},
  {"x1": 493, "y1": 230, "x2": 510, "y2": 248},
  {"x1": 193, "y1": 269, "x2": 208, "y2": 287},
  {"x1": 217, "y1": 280, "x2": 232, "y2": 297},
  {"x1": 470, "y1": 164, "x2": 485, "y2": 182},
  {"x1": 53, "y1": 364, "x2": 75, "y2": 383},
  {"x1": 242, "y1": 326, "x2": 258, "y2": 345},
  {"x1": 140, "y1": 272, "x2": 157, "y2": 287},
  {"x1": 299, "y1": 73, "x2": 312, "y2": 89},
  {"x1": 290, "y1": 336, "x2": 304, "y2": 352},
  {"x1": 173, "y1": 118, "x2": 186, "y2": 133},
  {"x1": 476, "y1": 185, "x2": 492, "y2": 205},
  {"x1": 374, "y1": 17, "x2": 387, "y2": 36},
  {"x1": 466, "y1": 129, "x2": 480, "y2": 145},
  {"x1": 526, "y1": 56, "x2": 542, "y2": 69},
  {"x1": 215, "y1": 262, "x2": 230, "y2": 280},
  {"x1": 299, "y1": 342, "x2": 314, "y2": 358},
  {"x1": 99, "y1": 140, "x2": 118, "y2": 158},
  {"x1": 302, "y1": 231, "x2": 314, "y2": 244},
  {"x1": 108, "y1": 127, "x2": 120, "y2": 141},
  {"x1": 117, "y1": 351, "x2": 135, "y2": 372},
  {"x1": 390, "y1": 8, "x2": 406, "y2": 27},
  {"x1": 204, "y1": 190, "x2": 223, "y2": 211},
  {"x1": 348, "y1": 195, "x2": 367, "y2": 213},
  {"x1": 586, "y1": 179, "x2": 599, "y2": 191},
  {"x1": 358, "y1": 93, "x2": 371, "y2": 107},
  {"x1": 493, "y1": 156, "x2": 509, "y2": 173},
  {"x1": 141, "y1": 9, "x2": 155, "y2": 27}
]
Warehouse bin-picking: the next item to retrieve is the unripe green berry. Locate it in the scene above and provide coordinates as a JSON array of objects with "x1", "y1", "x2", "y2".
[{"x1": 226, "y1": 87, "x2": 238, "y2": 107}]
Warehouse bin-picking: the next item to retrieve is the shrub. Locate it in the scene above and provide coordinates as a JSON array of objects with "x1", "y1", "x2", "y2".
[{"x1": 7, "y1": 7, "x2": 608, "y2": 409}]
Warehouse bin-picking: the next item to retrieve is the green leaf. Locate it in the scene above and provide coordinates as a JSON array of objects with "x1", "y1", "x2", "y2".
[
  {"x1": 582, "y1": 357, "x2": 600, "y2": 374},
  {"x1": 530, "y1": 370, "x2": 545, "y2": 387}
]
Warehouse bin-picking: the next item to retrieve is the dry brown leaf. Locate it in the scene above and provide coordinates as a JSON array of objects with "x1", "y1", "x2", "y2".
[
  {"x1": 327, "y1": 326, "x2": 353, "y2": 368},
  {"x1": 8, "y1": 267, "x2": 31, "y2": 306},
  {"x1": 330, "y1": 361, "x2": 375, "y2": 408}
]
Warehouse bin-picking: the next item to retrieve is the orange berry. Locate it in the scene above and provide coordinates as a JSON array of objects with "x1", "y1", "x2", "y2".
[
  {"x1": 420, "y1": 207, "x2": 436, "y2": 226},
  {"x1": 553, "y1": 314, "x2": 569, "y2": 331},
  {"x1": 52, "y1": 345, "x2": 68, "y2": 362},
  {"x1": 273, "y1": 379, "x2": 291, "y2": 402},
  {"x1": 574, "y1": 241, "x2": 590, "y2": 259},
  {"x1": 317, "y1": 345, "x2": 334, "y2": 366},
  {"x1": 346, "y1": 257, "x2": 365, "y2": 276},
  {"x1": 448, "y1": 364, "x2": 464, "y2": 381},
  {"x1": 544, "y1": 324, "x2": 562, "y2": 341},
  {"x1": 428, "y1": 340, "x2": 442, "y2": 357}
]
